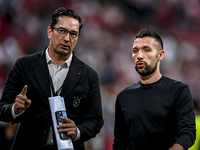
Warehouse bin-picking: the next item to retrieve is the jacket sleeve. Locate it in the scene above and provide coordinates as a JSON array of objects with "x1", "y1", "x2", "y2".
[
  {"x1": 76, "y1": 71, "x2": 104, "y2": 143},
  {"x1": 0, "y1": 58, "x2": 24, "y2": 123},
  {"x1": 175, "y1": 84, "x2": 196, "y2": 149}
]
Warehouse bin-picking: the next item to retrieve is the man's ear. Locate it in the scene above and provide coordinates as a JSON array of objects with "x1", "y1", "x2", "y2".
[
  {"x1": 158, "y1": 50, "x2": 164, "y2": 61},
  {"x1": 47, "y1": 26, "x2": 52, "y2": 39}
]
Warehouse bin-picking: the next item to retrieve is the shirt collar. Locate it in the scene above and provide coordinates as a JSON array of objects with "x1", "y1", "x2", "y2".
[{"x1": 45, "y1": 47, "x2": 73, "y2": 67}]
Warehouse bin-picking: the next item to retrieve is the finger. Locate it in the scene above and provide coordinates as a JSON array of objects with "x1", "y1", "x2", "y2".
[
  {"x1": 25, "y1": 99, "x2": 32, "y2": 109},
  {"x1": 14, "y1": 103, "x2": 26, "y2": 114},
  {"x1": 58, "y1": 129, "x2": 76, "y2": 139},
  {"x1": 19, "y1": 99, "x2": 24, "y2": 104},
  {"x1": 57, "y1": 123, "x2": 76, "y2": 130},
  {"x1": 58, "y1": 128, "x2": 76, "y2": 134},
  {"x1": 16, "y1": 95, "x2": 26, "y2": 105},
  {"x1": 20, "y1": 85, "x2": 27, "y2": 96},
  {"x1": 60, "y1": 117, "x2": 73, "y2": 123},
  {"x1": 58, "y1": 120, "x2": 75, "y2": 128},
  {"x1": 26, "y1": 99, "x2": 31, "y2": 105},
  {"x1": 14, "y1": 97, "x2": 26, "y2": 114},
  {"x1": 15, "y1": 97, "x2": 24, "y2": 104},
  {"x1": 15, "y1": 101, "x2": 26, "y2": 109},
  {"x1": 17, "y1": 95, "x2": 32, "y2": 106},
  {"x1": 67, "y1": 131, "x2": 76, "y2": 139},
  {"x1": 15, "y1": 97, "x2": 31, "y2": 109}
]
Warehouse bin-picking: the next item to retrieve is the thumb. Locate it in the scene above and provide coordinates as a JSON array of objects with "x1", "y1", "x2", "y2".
[
  {"x1": 25, "y1": 99, "x2": 32, "y2": 109},
  {"x1": 21, "y1": 85, "x2": 27, "y2": 96},
  {"x1": 26, "y1": 99, "x2": 32, "y2": 106}
]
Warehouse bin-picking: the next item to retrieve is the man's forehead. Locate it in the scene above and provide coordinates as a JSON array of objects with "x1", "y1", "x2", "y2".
[
  {"x1": 133, "y1": 37, "x2": 155, "y2": 47},
  {"x1": 56, "y1": 16, "x2": 80, "y2": 30},
  {"x1": 134, "y1": 37, "x2": 155, "y2": 43},
  {"x1": 57, "y1": 16, "x2": 79, "y2": 24}
]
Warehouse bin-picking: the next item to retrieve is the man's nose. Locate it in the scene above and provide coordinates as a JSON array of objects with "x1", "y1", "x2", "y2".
[
  {"x1": 63, "y1": 32, "x2": 70, "y2": 41},
  {"x1": 137, "y1": 51, "x2": 143, "y2": 59}
]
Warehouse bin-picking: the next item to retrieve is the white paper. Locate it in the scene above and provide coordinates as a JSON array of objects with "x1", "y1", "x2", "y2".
[{"x1": 49, "y1": 96, "x2": 74, "y2": 150}]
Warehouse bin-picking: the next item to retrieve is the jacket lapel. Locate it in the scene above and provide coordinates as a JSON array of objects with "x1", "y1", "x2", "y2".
[
  {"x1": 60, "y1": 54, "x2": 82, "y2": 98},
  {"x1": 33, "y1": 50, "x2": 51, "y2": 99}
]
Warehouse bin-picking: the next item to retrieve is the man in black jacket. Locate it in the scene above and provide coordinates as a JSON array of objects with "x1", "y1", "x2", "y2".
[{"x1": 0, "y1": 7, "x2": 104, "y2": 150}]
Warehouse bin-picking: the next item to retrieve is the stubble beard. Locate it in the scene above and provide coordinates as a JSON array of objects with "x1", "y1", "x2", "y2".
[
  {"x1": 57, "y1": 44, "x2": 71, "y2": 56},
  {"x1": 135, "y1": 61, "x2": 158, "y2": 76}
]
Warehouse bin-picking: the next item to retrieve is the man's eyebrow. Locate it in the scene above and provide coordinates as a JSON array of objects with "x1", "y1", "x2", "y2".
[
  {"x1": 143, "y1": 46, "x2": 151, "y2": 49},
  {"x1": 57, "y1": 27, "x2": 78, "y2": 32},
  {"x1": 57, "y1": 27, "x2": 66, "y2": 29},
  {"x1": 132, "y1": 46, "x2": 137, "y2": 49},
  {"x1": 133, "y1": 45, "x2": 150, "y2": 49}
]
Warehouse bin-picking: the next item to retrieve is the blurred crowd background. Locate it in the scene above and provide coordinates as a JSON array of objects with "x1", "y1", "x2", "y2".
[{"x1": 1, "y1": 0, "x2": 200, "y2": 149}]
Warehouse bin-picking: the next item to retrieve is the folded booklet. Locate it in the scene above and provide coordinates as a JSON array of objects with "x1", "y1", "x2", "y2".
[{"x1": 49, "y1": 96, "x2": 74, "y2": 150}]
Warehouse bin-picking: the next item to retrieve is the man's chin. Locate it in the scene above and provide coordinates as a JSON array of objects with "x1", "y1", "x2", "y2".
[
  {"x1": 138, "y1": 72, "x2": 148, "y2": 76},
  {"x1": 59, "y1": 48, "x2": 71, "y2": 55},
  {"x1": 136, "y1": 69, "x2": 150, "y2": 76},
  {"x1": 136, "y1": 68, "x2": 144, "y2": 75}
]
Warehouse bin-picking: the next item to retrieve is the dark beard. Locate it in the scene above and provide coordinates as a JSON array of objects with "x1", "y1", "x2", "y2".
[{"x1": 135, "y1": 61, "x2": 157, "y2": 76}]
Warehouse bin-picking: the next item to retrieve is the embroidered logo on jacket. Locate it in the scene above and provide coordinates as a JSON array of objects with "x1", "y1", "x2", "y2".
[{"x1": 73, "y1": 96, "x2": 81, "y2": 107}]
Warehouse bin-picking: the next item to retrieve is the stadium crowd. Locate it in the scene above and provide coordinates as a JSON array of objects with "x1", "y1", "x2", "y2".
[{"x1": 1, "y1": 0, "x2": 200, "y2": 149}]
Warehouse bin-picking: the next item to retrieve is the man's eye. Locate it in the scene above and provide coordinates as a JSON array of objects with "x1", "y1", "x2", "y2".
[
  {"x1": 70, "y1": 32, "x2": 78, "y2": 36},
  {"x1": 58, "y1": 29, "x2": 66, "y2": 34},
  {"x1": 144, "y1": 49, "x2": 150, "y2": 52},
  {"x1": 133, "y1": 50, "x2": 138, "y2": 53}
]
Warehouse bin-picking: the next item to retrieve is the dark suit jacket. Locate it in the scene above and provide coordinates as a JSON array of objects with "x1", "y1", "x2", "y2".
[{"x1": 0, "y1": 49, "x2": 104, "y2": 150}]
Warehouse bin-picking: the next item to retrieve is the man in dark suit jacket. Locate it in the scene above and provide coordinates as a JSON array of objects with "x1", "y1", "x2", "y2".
[{"x1": 0, "y1": 7, "x2": 104, "y2": 150}]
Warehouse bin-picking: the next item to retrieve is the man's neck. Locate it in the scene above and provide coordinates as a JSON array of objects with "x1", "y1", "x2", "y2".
[
  {"x1": 48, "y1": 49, "x2": 70, "y2": 66},
  {"x1": 140, "y1": 72, "x2": 162, "y2": 84}
]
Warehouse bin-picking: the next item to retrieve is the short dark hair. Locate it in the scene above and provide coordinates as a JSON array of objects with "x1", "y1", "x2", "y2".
[
  {"x1": 134, "y1": 28, "x2": 163, "y2": 50},
  {"x1": 50, "y1": 7, "x2": 83, "y2": 33}
]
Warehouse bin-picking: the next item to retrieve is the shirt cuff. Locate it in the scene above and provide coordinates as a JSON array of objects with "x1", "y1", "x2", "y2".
[
  {"x1": 74, "y1": 127, "x2": 81, "y2": 141},
  {"x1": 11, "y1": 104, "x2": 25, "y2": 119}
]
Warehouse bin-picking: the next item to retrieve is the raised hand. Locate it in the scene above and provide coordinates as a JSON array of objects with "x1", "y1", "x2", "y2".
[{"x1": 14, "y1": 85, "x2": 31, "y2": 114}]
